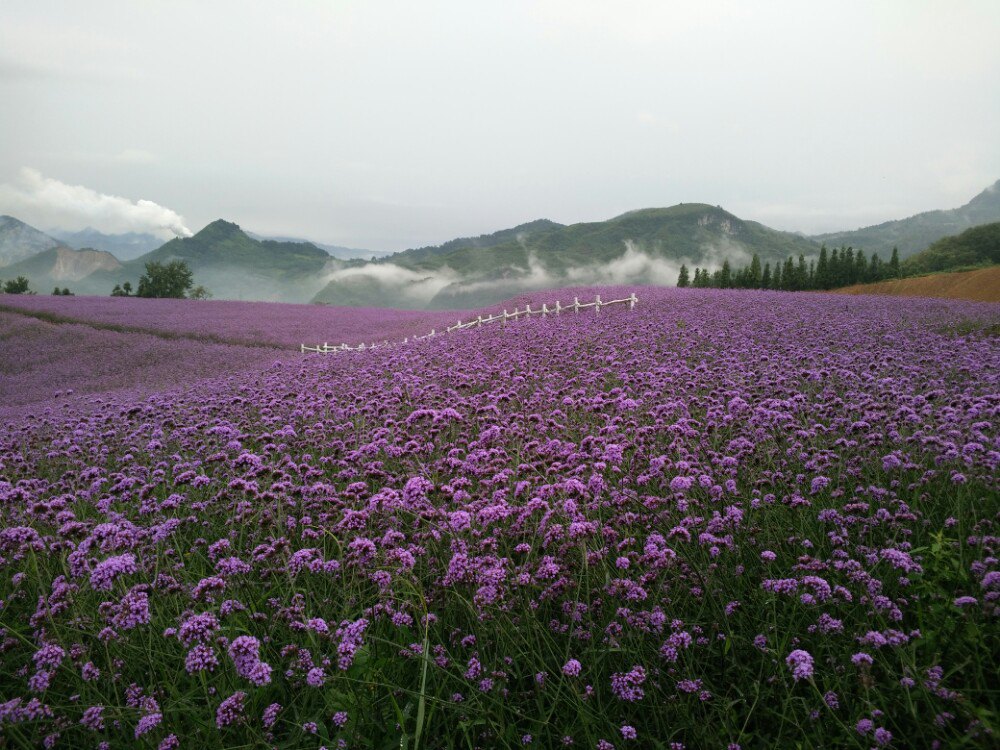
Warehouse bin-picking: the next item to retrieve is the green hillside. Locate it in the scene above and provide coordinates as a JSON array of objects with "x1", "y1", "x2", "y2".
[
  {"x1": 81, "y1": 220, "x2": 340, "y2": 301},
  {"x1": 314, "y1": 204, "x2": 820, "y2": 308},
  {"x1": 144, "y1": 220, "x2": 330, "y2": 274},
  {"x1": 902, "y1": 222, "x2": 1000, "y2": 276},
  {"x1": 812, "y1": 180, "x2": 1000, "y2": 258}
]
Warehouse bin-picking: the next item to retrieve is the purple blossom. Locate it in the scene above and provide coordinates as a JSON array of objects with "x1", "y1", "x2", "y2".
[
  {"x1": 89, "y1": 554, "x2": 137, "y2": 591},
  {"x1": 785, "y1": 650, "x2": 814, "y2": 681},
  {"x1": 215, "y1": 691, "x2": 247, "y2": 728}
]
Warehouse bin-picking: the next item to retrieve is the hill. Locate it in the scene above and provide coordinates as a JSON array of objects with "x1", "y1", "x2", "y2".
[
  {"x1": 245, "y1": 231, "x2": 389, "y2": 261},
  {"x1": 50, "y1": 227, "x2": 164, "y2": 261},
  {"x1": 313, "y1": 204, "x2": 821, "y2": 308},
  {"x1": 812, "y1": 179, "x2": 1000, "y2": 258},
  {"x1": 3, "y1": 246, "x2": 123, "y2": 291},
  {"x1": 834, "y1": 265, "x2": 1000, "y2": 303},
  {"x1": 0, "y1": 215, "x2": 67, "y2": 267},
  {"x1": 101, "y1": 219, "x2": 341, "y2": 302},
  {"x1": 901, "y1": 222, "x2": 1000, "y2": 276}
]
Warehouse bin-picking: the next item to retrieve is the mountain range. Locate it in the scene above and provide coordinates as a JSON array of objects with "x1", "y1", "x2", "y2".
[
  {"x1": 2, "y1": 179, "x2": 998, "y2": 307},
  {"x1": 50, "y1": 228, "x2": 164, "y2": 261},
  {"x1": 0, "y1": 215, "x2": 66, "y2": 266},
  {"x1": 812, "y1": 180, "x2": 1000, "y2": 257}
]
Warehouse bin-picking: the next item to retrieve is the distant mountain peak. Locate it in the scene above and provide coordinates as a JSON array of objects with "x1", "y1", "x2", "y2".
[
  {"x1": 198, "y1": 219, "x2": 244, "y2": 236},
  {"x1": 811, "y1": 178, "x2": 1000, "y2": 258},
  {"x1": 965, "y1": 179, "x2": 1000, "y2": 210},
  {"x1": 0, "y1": 215, "x2": 67, "y2": 267}
]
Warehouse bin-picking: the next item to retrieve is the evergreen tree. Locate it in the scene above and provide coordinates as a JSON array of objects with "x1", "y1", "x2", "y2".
[
  {"x1": 807, "y1": 259, "x2": 816, "y2": 289},
  {"x1": 772, "y1": 261, "x2": 783, "y2": 290},
  {"x1": 816, "y1": 246, "x2": 830, "y2": 289},
  {"x1": 868, "y1": 251, "x2": 882, "y2": 282},
  {"x1": 844, "y1": 248, "x2": 855, "y2": 284},
  {"x1": 748, "y1": 254, "x2": 762, "y2": 288},
  {"x1": 889, "y1": 247, "x2": 901, "y2": 278},
  {"x1": 761, "y1": 262, "x2": 772, "y2": 289},
  {"x1": 853, "y1": 249, "x2": 868, "y2": 284},
  {"x1": 719, "y1": 260, "x2": 732, "y2": 289},
  {"x1": 830, "y1": 247, "x2": 841, "y2": 287},
  {"x1": 782, "y1": 257, "x2": 795, "y2": 290},
  {"x1": 796, "y1": 254, "x2": 808, "y2": 290},
  {"x1": 677, "y1": 265, "x2": 690, "y2": 288}
]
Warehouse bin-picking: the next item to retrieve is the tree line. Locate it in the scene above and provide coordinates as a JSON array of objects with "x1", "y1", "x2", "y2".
[
  {"x1": 677, "y1": 246, "x2": 902, "y2": 290},
  {"x1": 2, "y1": 261, "x2": 210, "y2": 299}
]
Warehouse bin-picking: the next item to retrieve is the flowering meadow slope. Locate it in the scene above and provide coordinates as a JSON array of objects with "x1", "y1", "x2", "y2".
[
  {"x1": 0, "y1": 289, "x2": 998, "y2": 749},
  {"x1": 0, "y1": 312, "x2": 279, "y2": 413},
  {"x1": 0, "y1": 295, "x2": 475, "y2": 349}
]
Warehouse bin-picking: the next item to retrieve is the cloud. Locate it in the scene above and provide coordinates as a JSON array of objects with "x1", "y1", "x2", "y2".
[
  {"x1": 321, "y1": 239, "x2": 748, "y2": 308},
  {"x1": 0, "y1": 168, "x2": 190, "y2": 238},
  {"x1": 320, "y1": 261, "x2": 460, "y2": 305}
]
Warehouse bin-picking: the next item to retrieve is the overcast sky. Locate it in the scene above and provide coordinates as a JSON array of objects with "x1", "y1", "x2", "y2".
[{"x1": 1, "y1": 1, "x2": 999, "y2": 249}]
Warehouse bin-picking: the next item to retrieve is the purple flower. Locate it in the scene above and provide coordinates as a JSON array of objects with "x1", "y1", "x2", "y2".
[
  {"x1": 80, "y1": 705, "x2": 105, "y2": 731},
  {"x1": 562, "y1": 659, "x2": 582, "y2": 677},
  {"x1": 610, "y1": 665, "x2": 646, "y2": 702},
  {"x1": 216, "y1": 691, "x2": 247, "y2": 728},
  {"x1": 262, "y1": 703, "x2": 281, "y2": 728},
  {"x1": 135, "y1": 712, "x2": 162, "y2": 739},
  {"x1": 90, "y1": 553, "x2": 137, "y2": 591},
  {"x1": 185, "y1": 644, "x2": 219, "y2": 674},
  {"x1": 306, "y1": 667, "x2": 325, "y2": 687},
  {"x1": 785, "y1": 649, "x2": 814, "y2": 681},
  {"x1": 620, "y1": 725, "x2": 637, "y2": 740}
]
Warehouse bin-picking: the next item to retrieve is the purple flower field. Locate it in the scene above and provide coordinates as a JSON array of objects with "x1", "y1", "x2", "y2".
[
  {"x1": 0, "y1": 295, "x2": 477, "y2": 349},
  {"x1": 0, "y1": 312, "x2": 279, "y2": 415},
  {"x1": 0, "y1": 288, "x2": 998, "y2": 748}
]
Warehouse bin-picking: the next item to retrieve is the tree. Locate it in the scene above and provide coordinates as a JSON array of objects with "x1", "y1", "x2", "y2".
[
  {"x1": 815, "y1": 246, "x2": 830, "y2": 289},
  {"x1": 719, "y1": 260, "x2": 732, "y2": 289},
  {"x1": 868, "y1": 251, "x2": 883, "y2": 282},
  {"x1": 137, "y1": 261, "x2": 194, "y2": 298},
  {"x1": 888, "y1": 247, "x2": 901, "y2": 278},
  {"x1": 3, "y1": 276, "x2": 31, "y2": 294},
  {"x1": 748, "y1": 254, "x2": 762, "y2": 288},
  {"x1": 761, "y1": 262, "x2": 772, "y2": 289},
  {"x1": 676, "y1": 265, "x2": 690, "y2": 288},
  {"x1": 189, "y1": 285, "x2": 212, "y2": 300}
]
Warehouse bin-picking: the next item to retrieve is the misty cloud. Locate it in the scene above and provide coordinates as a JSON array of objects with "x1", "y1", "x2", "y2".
[
  {"x1": 320, "y1": 239, "x2": 747, "y2": 309},
  {"x1": 320, "y1": 262, "x2": 461, "y2": 305},
  {"x1": 0, "y1": 167, "x2": 191, "y2": 238}
]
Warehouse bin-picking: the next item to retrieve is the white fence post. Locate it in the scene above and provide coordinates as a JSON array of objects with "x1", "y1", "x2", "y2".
[
  {"x1": 574, "y1": 296, "x2": 580, "y2": 313},
  {"x1": 595, "y1": 294, "x2": 602, "y2": 316}
]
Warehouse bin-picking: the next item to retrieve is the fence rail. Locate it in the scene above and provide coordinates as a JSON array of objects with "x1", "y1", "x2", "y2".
[{"x1": 301, "y1": 292, "x2": 638, "y2": 354}]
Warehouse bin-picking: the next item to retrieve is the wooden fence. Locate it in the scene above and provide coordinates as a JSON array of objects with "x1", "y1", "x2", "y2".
[{"x1": 301, "y1": 292, "x2": 638, "y2": 354}]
